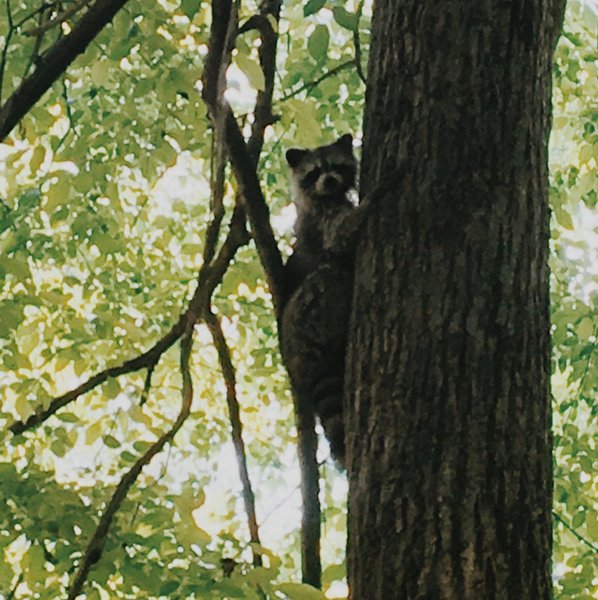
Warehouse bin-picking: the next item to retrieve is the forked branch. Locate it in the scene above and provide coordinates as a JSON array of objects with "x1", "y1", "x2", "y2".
[{"x1": 202, "y1": 0, "x2": 322, "y2": 589}]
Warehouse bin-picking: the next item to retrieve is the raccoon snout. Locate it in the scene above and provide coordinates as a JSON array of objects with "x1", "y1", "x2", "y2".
[{"x1": 318, "y1": 173, "x2": 342, "y2": 194}]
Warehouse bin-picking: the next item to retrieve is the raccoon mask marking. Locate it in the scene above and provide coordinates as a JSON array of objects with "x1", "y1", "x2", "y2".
[
  {"x1": 286, "y1": 133, "x2": 357, "y2": 202},
  {"x1": 284, "y1": 134, "x2": 359, "y2": 287}
]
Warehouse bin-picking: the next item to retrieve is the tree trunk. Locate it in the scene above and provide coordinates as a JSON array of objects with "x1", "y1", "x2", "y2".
[{"x1": 346, "y1": 1, "x2": 565, "y2": 598}]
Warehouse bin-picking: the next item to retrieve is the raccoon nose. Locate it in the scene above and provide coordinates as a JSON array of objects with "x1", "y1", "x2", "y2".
[{"x1": 323, "y1": 174, "x2": 338, "y2": 191}]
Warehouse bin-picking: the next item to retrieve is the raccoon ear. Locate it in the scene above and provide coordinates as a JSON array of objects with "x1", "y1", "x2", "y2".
[
  {"x1": 285, "y1": 148, "x2": 308, "y2": 168},
  {"x1": 335, "y1": 133, "x2": 353, "y2": 153}
]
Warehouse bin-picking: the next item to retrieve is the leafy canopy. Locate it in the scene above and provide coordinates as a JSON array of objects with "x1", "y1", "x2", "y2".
[{"x1": 0, "y1": 0, "x2": 595, "y2": 598}]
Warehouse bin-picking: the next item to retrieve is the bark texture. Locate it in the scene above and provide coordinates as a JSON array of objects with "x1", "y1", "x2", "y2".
[{"x1": 346, "y1": 1, "x2": 565, "y2": 598}]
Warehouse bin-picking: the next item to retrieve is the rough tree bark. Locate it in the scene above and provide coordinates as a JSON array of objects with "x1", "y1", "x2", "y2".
[{"x1": 346, "y1": 1, "x2": 565, "y2": 598}]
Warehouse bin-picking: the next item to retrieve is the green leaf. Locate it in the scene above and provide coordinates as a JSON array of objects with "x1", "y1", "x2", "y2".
[
  {"x1": 303, "y1": 0, "x2": 326, "y2": 16},
  {"x1": 159, "y1": 581, "x2": 180, "y2": 595},
  {"x1": 56, "y1": 413, "x2": 79, "y2": 423},
  {"x1": 103, "y1": 434, "x2": 121, "y2": 449},
  {"x1": 180, "y1": 0, "x2": 200, "y2": 20},
  {"x1": 235, "y1": 54, "x2": 266, "y2": 91},
  {"x1": 575, "y1": 317, "x2": 594, "y2": 341},
  {"x1": 133, "y1": 440, "x2": 154, "y2": 453},
  {"x1": 307, "y1": 25, "x2": 329, "y2": 62},
  {"x1": 554, "y1": 207, "x2": 574, "y2": 230},
  {"x1": 571, "y1": 511, "x2": 585, "y2": 528},
  {"x1": 30, "y1": 145, "x2": 46, "y2": 172},
  {"x1": 332, "y1": 6, "x2": 359, "y2": 31},
  {"x1": 50, "y1": 440, "x2": 66, "y2": 457},
  {"x1": 276, "y1": 582, "x2": 325, "y2": 599}
]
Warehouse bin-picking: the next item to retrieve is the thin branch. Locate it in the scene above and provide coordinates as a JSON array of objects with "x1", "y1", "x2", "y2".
[
  {"x1": 247, "y1": 3, "x2": 279, "y2": 161},
  {"x1": 23, "y1": 0, "x2": 90, "y2": 37},
  {"x1": 353, "y1": 0, "x2": 366, "y2": 84},
  {"x1": 54, "y1": 76, "x2": 76, "y2": 152},
  {"x1": 0, "y1": 0, "x2": 132, "y2": 142},
  {"x1": 202, "y1": 0, "x2": 287, "y2": 316},
  {"x1": 7, "y1": 321, "x2": 183, "y2": 435},
  {"x1": 0, "y1": 0, "x2": 15, "y2": 104},
  {"x1": 553, "y1": 510, "x2": 598, "y2": 553},
  {"x1": 277, "y1": 59, "x2": 356, "y2": 103},
  {"x1": 223, "y1": 106, "x2": 287, "y2": 314},
  {"x1": 205, "y1": 309, "x2": 262, "y2": 566},
  {"x1": 67, "y1": 329, "x2": 195, "y2": 600},
  {"x1": 139, "y1": 362, "x2": 155, "y2": 407},
  {"x1": 203, "y1": 126, "x2": 227, "y2": 266},
  {"x1": 21, "y1": 3, "x2": 51, "y2": 80}
]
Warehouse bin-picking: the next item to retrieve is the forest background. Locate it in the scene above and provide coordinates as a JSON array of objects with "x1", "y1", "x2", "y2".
[{"x1": 0, "y1": 0, "x2": 596, "y2": 598}]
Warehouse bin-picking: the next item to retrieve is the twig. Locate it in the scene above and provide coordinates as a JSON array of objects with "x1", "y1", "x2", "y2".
[
  {"x1": 277, "y1": 59, "x2": 356, "y2": 103},
  {"x1": 53, "y1": 76, "x2": 76, "y2": 152},
  {"x1": 553, "y1": 510, "x2": 598, "y2": 553},
  {"x1": 0, "y1": 0, "x2": 132, "y2": 141},
  {"x1": 0, "y1": 0, "x2": 15, "y2": 104},
  {"x1": 353, "y1": 0, "x2": 366, "y2": 84},
  {"x1": 23, "y1": 0, "x2": 90, "y2": 37},
  {"x1": 205, "y1": 309, "x2": 262, "y2": 566},
  {"x1": 139, "y1": 362, "x2": 155, "y2": 406},
  {"x1": 203, "y1": 125, "x2": 227, "y2": 266},
  {"x1": 202, "y1": 0, "x2": 287, "y2": 315},
  {"x1": 22, "y1": 3, "x2": 51, "y2": 80},
  {"x1": 259, "y1": 482, "x2": 301, "y2": 526},
  {"x1": 14, "y1": 3, "x2": 60, "y2": 29},
  {"x1": 67, "y1": 330, "x2": 195, "y2": 599}
]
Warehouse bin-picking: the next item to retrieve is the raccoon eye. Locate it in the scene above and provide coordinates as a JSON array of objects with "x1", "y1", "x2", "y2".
[
  {"x1": 331, "y1": 164, "x2": 356, "y2": 180},
  {"x1": 301, "y1": 167, "x2": 321, "y2": 188}
]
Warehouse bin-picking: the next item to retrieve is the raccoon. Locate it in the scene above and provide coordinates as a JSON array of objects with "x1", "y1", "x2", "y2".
[
  {"x1": 280, "y1": 134, "x2": 370, "y2": 467},
  {"x1": 284, "y1": 133, "x2": 359, "y2": 289}
]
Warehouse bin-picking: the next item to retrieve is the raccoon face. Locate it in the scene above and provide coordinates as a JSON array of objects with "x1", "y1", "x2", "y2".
[{"x1": 286, "y1": 134, "x2": 357, "y2": 199}]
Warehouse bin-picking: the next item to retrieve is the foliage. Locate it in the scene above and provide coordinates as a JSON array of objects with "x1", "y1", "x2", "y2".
[
  {"x1": 0, "y1": 0, "x2": 594, "y2": 598},
  {"x1": 550, "y1": 1, "x2": 598, "y2": 597}
]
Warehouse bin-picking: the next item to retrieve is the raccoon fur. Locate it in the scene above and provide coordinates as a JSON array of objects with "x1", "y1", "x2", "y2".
[{"x1": 280, "y1": 134, "x2": 370, "y2": 467}]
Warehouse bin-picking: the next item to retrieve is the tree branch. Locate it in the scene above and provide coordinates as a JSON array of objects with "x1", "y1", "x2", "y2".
[
  {"x1": 0, "y1": 0, "x2": 15, "y2": 104},
  {"x1": 67, "y1": 329, "x2": 195, "y2": 600},
  {"x1": 23, "y1": 0, "x2": 90, "y2": 37},
  {"x1": 277, "y1": 59, "x2": 357, "y2": 103},
  {"x1": 353, "y1": 0, "x2": 366, "y2": 84},
  {"x1": 202, "y1": 0, "x2": 287, "y2": 316},
  {"x1": 553, "y1": 510, "x2": 598, "y2": 553},
  {"x1": 205, "y1": 309, "x2": 262, "y2": 565},
  {"x1": 7, "y1": 319, "x2": 183, "y2": 436},
  {"x1": 0, "y1": 0, "x2": 132, "y2": 141},
  {"x1": 223, "y1": 107, "x2": 288, "y2": 313},
  {"x1": 202, "y1": 1, "x2": 323, "y2": 588},
  {"x1": 203, "y1": 126, "x2": 227, "y2": 266}
]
